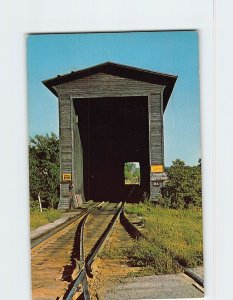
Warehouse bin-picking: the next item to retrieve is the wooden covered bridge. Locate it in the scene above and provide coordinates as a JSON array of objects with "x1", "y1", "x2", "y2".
[{"x1": 43, "y1": 62, "x2": 177, "y2": 209}]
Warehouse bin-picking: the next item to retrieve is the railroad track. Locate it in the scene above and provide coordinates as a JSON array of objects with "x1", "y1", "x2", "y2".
[
  {"x1": 63, "y1": 202, "x2": 123, "y2": 300},
  {"x1": 89, "y1": 211, "x2": 204, "y2": 299},
  {"x1": 31, "y1": 202, "x2": 204, "y2": 299},
  {"x1": 31, "y1": 201, "x2": 99, "y2": 249},
  {"x1": 31, "y1": 201, "x2": 123, "y2": 300}
]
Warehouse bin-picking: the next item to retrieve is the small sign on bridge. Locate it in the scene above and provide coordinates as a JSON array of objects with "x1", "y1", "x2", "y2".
[
  {"x1": 151, "y1": 173, "x2": 168, "y2": 181},
  {"x1": 151, "y1": 165, "x2": 164, "y2": 173},
  {"x1": 62, "y1": 173, "x2": 72, "y2": 181}
]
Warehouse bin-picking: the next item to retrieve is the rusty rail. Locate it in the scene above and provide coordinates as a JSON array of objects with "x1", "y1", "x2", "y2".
[
  {"x1": 64, "y1": 202, "x2": 123, "y2": 300},
  {"x1": 31, "y1": 202, "x2": 102, "y2": 249}
]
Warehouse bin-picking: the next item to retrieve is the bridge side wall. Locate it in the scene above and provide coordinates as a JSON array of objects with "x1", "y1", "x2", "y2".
[
  {"x1": 149, "y1": 92, "x2": 165, "y2": 201},
  {"x1": 57, "y1": 96, "x2": 73, "y2": 209},
  {"x1": 72, "y1": 103, "x2": 85, "y2": 202}
]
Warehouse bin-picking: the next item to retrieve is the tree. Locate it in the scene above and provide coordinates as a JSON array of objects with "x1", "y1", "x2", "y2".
[
  {"x1": 29, "y1": 133, "x2": 60, "y2": 208},
  {"x1": 124, "y1": 162, "x2": 140, "y2": 184},
  {"x1": 161, "y1": 159, "x2": 202, "y2": 209}
]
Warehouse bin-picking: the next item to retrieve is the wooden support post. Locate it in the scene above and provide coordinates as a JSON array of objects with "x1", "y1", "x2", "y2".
[
  {"x1": 148, "y1": 92, "x2": 166, "y2": 201},
  {"x1": 38, "y1": 194, "x2": 43, "y2": 213}
]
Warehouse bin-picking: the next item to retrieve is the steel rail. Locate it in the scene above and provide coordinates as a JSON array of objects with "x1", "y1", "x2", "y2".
[
  {"x1": 65, "y1": 269, "x2": 86, "y2": 300},
  {"x1": 64, "y1": 202, "x2": 124, "y2": 300},
  {"x1": 184, "y1": 268, "x2": 204, "y2": 288},
  {"x1": 64, "y1": 201, "x2": 105, "y2": 300},
  {"x1": 31, "y1": 202, "x2": 101, "y2": 249},
  {"x1": 86, "y1": 202, "x2": 123, "y2": 272}
]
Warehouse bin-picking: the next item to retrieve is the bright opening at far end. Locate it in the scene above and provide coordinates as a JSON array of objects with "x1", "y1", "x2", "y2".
[{"x1": 124, "y1": 162, "x2": 140, "y2": 185}]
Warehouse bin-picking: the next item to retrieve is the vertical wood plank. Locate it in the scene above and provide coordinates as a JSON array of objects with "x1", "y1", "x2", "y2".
[{"x1": 148, "y1": 92, "x2": 164, "y2": 201}]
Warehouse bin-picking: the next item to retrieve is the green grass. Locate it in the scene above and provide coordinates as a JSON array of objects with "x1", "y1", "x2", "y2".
[
  {"x1": 126, "y1": 239, "x2": 180, "y2": 274},
  {"x1": 124, "y1": 202, "x2": 203, "y2": 273},
  {"x1": 30, "y1": 209, "x2": 62, "y2": 231},
  {"x1": 100, "y1": 246, "x2": 127, "y2": 259}
]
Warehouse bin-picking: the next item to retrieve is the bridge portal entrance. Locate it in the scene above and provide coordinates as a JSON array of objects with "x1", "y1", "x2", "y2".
[
  {"x1": 73, "y1": 96, "x2": 150, "y2": 203},
  {"x1": 43, "y1": 62, "x2": 177, "y2": 209}
]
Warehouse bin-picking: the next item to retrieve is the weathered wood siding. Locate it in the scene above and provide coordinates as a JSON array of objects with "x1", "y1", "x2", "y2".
[
  {"x1": 148, "y1": 92, "x2": 164, "y2": 201},
  {"x1": 72, "y1": 102, "x2": 85, "y2": 202},
  {"x1": 149, "y1": 93, "x2": 164, "y2": 165},
  {"x1": 58, "y1": 96, "x2": 72, "y2": 209},
  {"x1": 54, "y1": 72, "x2": 166, "y2": 207},
  {"x1": 54, "y1": 73, "x2": 163, "y2": 97}
]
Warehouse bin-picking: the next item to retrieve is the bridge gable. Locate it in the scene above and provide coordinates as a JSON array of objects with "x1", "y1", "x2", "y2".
[{"x1": 54, "y1": 72, "x2": 164, "y2": 100}]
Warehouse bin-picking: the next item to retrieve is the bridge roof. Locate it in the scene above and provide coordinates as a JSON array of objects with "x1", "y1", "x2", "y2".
[{"x1": 43, "y1": 61, "x2": 177, "y2": 110}]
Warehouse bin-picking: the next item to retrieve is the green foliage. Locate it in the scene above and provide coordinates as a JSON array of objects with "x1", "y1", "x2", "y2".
[
  {"x1": 30, "y1": 209, "x2": 62, "y2": 230},
  {"x1": 161, "y1": 159, "x2": 202, "y2": 209},
  {"x1": 30, "y1": 198, "x2": 40, "y2": 211},
  {"x1": 124, "y1": 162, "x2": 140, "y2": 184},
  {"x1": 126, "y1": 239, "x2": 179, "y2": 274},
  {"x1": 125, "y1": 199, "x2": 153, "y2": 216},
  {"x1": 125, "y1": 204, "x2": 203, "y2": 270},
  {"x1": 100, "y1": 243, "x2": 129, "y2": 259},
  {"x1": 29, "y1": 133, "x2": 60, "y2": 208}
]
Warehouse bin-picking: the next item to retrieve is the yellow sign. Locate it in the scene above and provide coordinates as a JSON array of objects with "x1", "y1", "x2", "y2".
[
  {"x1": 62, "y1": 173, "x2": 72, "y2": 181},
  {"x1": 151, "y1": 165, "x2": 164, "y2": 173}
]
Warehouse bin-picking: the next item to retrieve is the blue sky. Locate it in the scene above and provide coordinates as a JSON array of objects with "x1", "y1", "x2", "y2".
[{"x1": 27, "y1": 31, "x2": 200, "y2": 166}]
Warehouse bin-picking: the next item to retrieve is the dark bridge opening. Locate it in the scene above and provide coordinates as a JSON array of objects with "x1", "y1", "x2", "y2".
[{"x1": 73, "y1": 96, "x2": 150, "y2": 203}]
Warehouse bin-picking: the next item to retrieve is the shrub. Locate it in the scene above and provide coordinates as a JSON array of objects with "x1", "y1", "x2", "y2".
[
  {"x1": 161, "y1": 159, "x2": 202, "y2": 209},
  {"x1": 126, "y1": 239, "x2": 179, "y2": 274},
  {"x1": 124, "y1": 204, "x2": 203, "y2": 271},
  {"x1": 29, "y1": 133, "x2": 60, "y2": 208}
]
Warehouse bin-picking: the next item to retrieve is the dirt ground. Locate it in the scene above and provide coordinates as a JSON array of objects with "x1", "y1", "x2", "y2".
[
  {"x1": 30, "y1": 209, "x2": 204, "y2": 300},
  {"x1": 31, "y1": 218, "x2": 81, "y2": 299},
  {"x1": 87, "y1": 219, "x2": 141, "y2": 299}
]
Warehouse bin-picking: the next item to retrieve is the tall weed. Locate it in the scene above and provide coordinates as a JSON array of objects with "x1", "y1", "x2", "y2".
[{"x1": 125, "y1": 204, "x2": 203, "y2": 271}]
